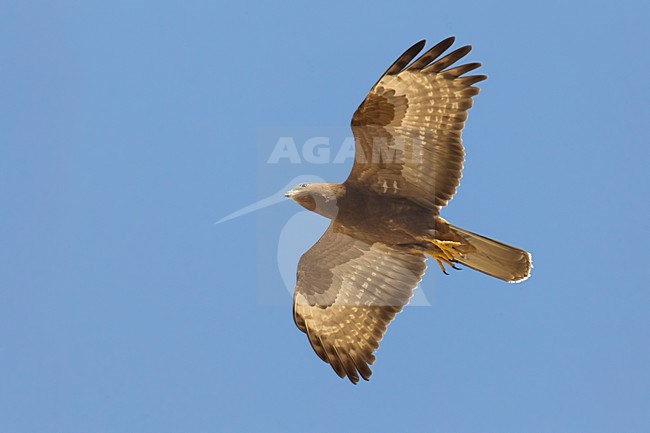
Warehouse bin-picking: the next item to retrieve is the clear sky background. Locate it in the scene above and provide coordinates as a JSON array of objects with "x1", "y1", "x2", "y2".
[{"x1": 1, "y1": 1, "x2": 649, "y2": 432}]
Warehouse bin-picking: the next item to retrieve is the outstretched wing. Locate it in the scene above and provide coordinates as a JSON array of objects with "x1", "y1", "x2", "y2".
[
  {"x1": 348, "y1": 37, "x2": 486, "y2": 210},
  {"x1": 293, "y1": 223, "x2": 426, "y2": 384}
]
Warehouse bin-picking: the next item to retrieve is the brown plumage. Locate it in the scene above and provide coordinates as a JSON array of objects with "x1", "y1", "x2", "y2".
[{"x1": 286, "y1": 37, "x2": 532, "y2": 384}]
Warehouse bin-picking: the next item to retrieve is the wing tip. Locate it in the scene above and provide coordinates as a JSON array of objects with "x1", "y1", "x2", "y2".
[
  {"x1": 424, "y1": 43, "x2": 475, "y2": 73},
  {"x1": 413, "y1": 39, "x2": 427, "y2": 50}
]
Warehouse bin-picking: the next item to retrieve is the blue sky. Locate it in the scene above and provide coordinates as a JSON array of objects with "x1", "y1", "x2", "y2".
[{"x1": 1, "y1": 1, "x2": 649, "y2": 432}]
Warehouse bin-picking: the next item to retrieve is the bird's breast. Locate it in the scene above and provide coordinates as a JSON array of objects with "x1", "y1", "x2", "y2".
[{"x1": 335, "y1": 192, "x2": 435, "y2": 244}]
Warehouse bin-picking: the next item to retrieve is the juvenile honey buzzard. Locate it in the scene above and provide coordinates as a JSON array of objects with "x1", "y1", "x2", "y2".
[{"x1": 285, "y1": 37, "x2": 532, "y2": 384}]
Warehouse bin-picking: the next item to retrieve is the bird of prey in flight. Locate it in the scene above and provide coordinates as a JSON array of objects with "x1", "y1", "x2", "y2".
[{"x1": 285, "y1": 37, "x2": 532, "y2": 384}]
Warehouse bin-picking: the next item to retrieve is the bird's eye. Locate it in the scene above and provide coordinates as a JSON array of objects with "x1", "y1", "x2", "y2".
[{"x1": 300, "y1": 183, "x2": 307, "y2": 188}]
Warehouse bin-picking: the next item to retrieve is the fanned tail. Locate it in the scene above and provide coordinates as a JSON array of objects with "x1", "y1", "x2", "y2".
[{"x1": 448, "y1": 224, "x2": 532, "y2": 283}]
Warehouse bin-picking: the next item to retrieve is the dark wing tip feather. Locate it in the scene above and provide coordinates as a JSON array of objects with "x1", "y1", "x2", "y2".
[
  {"x1": 425, "y1": 45, "x2": 473, "y2": 73},
  {"x1": 321, "y1": 339, "x2": 347, "y2": 379},
  {"x1": 333, "y1": 346, "x2": 360, "y2": 384},
  {"x1": 442, "y1": 62, "x2": 482, "y2": 77},
  {"x1": 304, "y1": 325, "x2": 328, "y2": 362},
  {"x1": 377, "y1": 40, "x2": 426, "y2": 82},
  {"x1": 388, "y1": 39, "x2": 426, "y2": 73},
  {"x1": 350, "y1": 353, "x2": 373, "y2": 381},
  {"x1": 407, "y1": 36, "x2": 456, "y2": 71},
  {"x1": 460, "y1": 75, "x2": 488, "y2": 86}
]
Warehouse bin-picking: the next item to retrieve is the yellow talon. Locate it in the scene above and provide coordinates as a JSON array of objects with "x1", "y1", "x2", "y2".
[
  {"x1": 426, "y1": 240, "x2": 463, "y2": 275},
  {"x1": 435, "y1": 258, "x2": 448, "y2": 274}
]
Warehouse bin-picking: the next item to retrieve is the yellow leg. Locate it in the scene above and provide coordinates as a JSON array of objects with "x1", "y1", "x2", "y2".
[{"x1": 426, "y1": 240, "x2": 463, "y2": 275}]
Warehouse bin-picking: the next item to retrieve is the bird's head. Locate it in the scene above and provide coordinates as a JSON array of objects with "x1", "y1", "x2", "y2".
[{"x1": 285, "y1": 182, "x2": 342, "y2": 218}]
